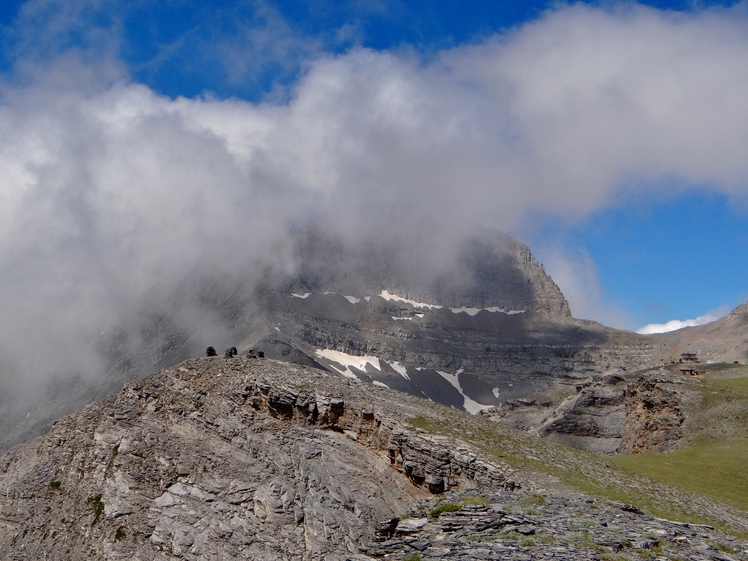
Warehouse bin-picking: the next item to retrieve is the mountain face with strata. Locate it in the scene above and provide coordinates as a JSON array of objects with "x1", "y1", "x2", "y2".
[
  {"x1": 0, "y1": 224, "x2": 579, "y2": 453},
  {"x1": 0, "y1": 223, "x2": 745, "y2": 459}
]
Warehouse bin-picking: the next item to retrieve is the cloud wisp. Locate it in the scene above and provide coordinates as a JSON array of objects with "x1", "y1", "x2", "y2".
[
  {"x1": 636, "y1": 306, "x2": 730, "y2": 334},
  {"x1": 2, "y1": 2, "x2": 748, "y2": 402}
]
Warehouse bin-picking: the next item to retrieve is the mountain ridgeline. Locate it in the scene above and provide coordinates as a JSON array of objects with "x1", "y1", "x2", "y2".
[
  {"x1": 284, "y1": 224, "x2": 571, "y2": 317},
  {"x1": 1, "y1": 224, "x2": 746, "y2": 458}
]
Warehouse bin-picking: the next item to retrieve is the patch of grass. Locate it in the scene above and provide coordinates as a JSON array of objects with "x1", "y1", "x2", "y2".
[
  {"x1": 406, "y1": 410, "x2": 747, "y2": 536},
  {"x1": 611, "y1": 438, "x2": 748, "y2": 511},
  {"x1": 427, "y1": 496, "x2": 488, "y2": 518},
  {"x1": 519, "y1": 537, "x2": 536, "y2": 547},
  {"x1": 115, "y1": 527, "x2": 126, "y2": 542},
  {"x1": 428, "y1": 503, "x2": 461, "y2": 518},
  {"x1": 461, "y1": 495, "x2": 489, "y2": 507},
  {"x1": 402, "y1": 555, "x2": 421, "y2": 561},
  {"x1": 87, "y1": 494, "x2": 104, "y2": 527},
  {"x1": 710, "y1": 541, "x2": 737, "y2": 554},
  {"x1": 714, "y1": 376, "x2": 748, "y2": 392},
  {"x1": 48, "y1": 480, "x2": 61, "y2": 491},
  {"x1": 537, "y1": 535, "x2": 555, "y2": 543},
  {"x1": 517, "y1": 494, "x2": 545, "y2": 506}
]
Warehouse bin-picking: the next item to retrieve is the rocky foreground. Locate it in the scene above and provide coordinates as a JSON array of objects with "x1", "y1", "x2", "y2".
[{"x1": 1, "y1": 357, "x2": 746, "y2": 560}]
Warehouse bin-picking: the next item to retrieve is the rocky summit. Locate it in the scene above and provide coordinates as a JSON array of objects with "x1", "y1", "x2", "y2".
[{"x1": 1, "y1": 356, "x2": 746, "y2": 560}]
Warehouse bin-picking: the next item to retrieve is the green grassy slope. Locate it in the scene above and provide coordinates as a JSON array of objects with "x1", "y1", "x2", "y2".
[
  {"x1": 405, "y1": 365, "x2": 748, "y2": 536},
  {"x1": 611, "y1": 364, "x2": 748, "y2": 513}
]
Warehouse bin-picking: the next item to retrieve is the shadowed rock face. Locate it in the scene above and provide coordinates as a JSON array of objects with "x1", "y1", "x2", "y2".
[{"x1": 285, "y1": 224, "x2": 571, "y2": 317}]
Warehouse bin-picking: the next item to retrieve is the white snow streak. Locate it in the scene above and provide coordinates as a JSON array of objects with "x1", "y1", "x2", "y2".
[
  {"x1": 450, "y1": 306, "x2": 526, "y2": 316},
  {"x1": 379, "y1": 290, "x2": 442, "y2": 310},
  {"x1": 389, "y1": 361, "x2": 411, "y2": 381},
  {"x1": 314, "y1": 348, "x2": 381, "y2": 379},
  {"x1": 291, "y1": 292, "x2": 311, "y2": 299},
  {"x1": 436, "y1": 369, "x2": 489, "y2": 415}
]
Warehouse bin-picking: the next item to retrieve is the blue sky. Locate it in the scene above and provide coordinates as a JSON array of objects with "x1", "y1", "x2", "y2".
[{"x1": 1, "y1": 0, "x2": 747, "y2": 334}]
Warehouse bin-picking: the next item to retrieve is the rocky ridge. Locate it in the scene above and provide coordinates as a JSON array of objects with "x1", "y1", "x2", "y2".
[
  {"x1": 0, "y1": 357, "x2": 512, "y2": 560},
  {"x1": 1, "y1": 356, "x2": 747, "y2": 560}
]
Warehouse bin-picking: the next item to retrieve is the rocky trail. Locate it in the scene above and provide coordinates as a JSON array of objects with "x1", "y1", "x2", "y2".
[{"x1": 369, "y1": 488, "x2": 746, "y2": 561}]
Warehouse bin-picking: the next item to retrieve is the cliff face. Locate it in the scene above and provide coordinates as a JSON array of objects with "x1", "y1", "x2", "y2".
[
  {"x1": 493, "y1": 370, "x2": 688, "y2": 455},
  {"x1": 285, "y1": 224, "x2": 571, "y2": 317}
]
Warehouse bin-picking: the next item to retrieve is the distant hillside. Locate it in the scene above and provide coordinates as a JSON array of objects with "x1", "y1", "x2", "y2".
[{"x1": 650, "y1": 302, "x2": 748, "y2": 364}]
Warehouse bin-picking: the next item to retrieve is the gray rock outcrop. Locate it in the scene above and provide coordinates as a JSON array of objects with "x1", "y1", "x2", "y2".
[
  {"x1": 0, "y1": 357, "x2": 512, "y2": 560},
  {"x1": 1, "y1": 357, "x2": 746, "y2": 560}
]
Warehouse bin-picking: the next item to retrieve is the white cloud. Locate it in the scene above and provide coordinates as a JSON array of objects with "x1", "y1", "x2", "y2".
[
  {"x1": 636, "y1": 306, "x2": 730, "y2": 334},
  {"x1": 537, "y1": 245, "x2": 633, "y2": 329},
  {"x1": 3, "y1": 2, "x2": 748, "y2": 399}
]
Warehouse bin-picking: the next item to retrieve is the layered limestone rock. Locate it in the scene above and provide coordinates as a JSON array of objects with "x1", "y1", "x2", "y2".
[
  {"x1": 493, "y1": 370, "x2": 689, "y2": 455},
  {"x1": 0, "y1": 357, "x2": 512, "y2": 560},
  {"x1": 620, "y1": 374, "x2": 685, "y2": 454}
]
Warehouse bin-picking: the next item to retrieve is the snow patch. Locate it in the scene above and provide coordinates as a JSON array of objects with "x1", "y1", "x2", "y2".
[
  {"x1": 314, "y1": 349, "x2": 381, "y2": 379},
  {"x1": 314, "y1": 348, "x2": 413, "y2": 383},
  {"x1": 364, "y1": 296, "x2": 371, "y2": 302},
  {"x1": 462, "y1": 395, "x2": 489, "y2": 415},
  {"x1": 291, "y1": 292, "x2": 311, "y2": 299},
  {"x1": 436, "y1": 369, "x2": 489, "y2": 415},
  {"x1": 379, "y1": 290, "x2": 442, "y2": 310},
  {"x1": 392, "y1": 316, "x2": 412, "y2": 321},
  {"x1": 450, "y1": 306, "x2": 526, "y2": 316},
  {"x1": 390, "y1": 361, "x2": 411, "y2": 381},
  {"x1": 492, "y1": 387, "x2": 500, "y2": 399},
  {"x1": 344, "y1": 295, "x2": 360, "y2": 304},
  {"x1": 450, "y1": 307, "x2": 482, "y2": 316},
  {"x1": 372, "y1": 381, "x2": 390, "y2": 389}
]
